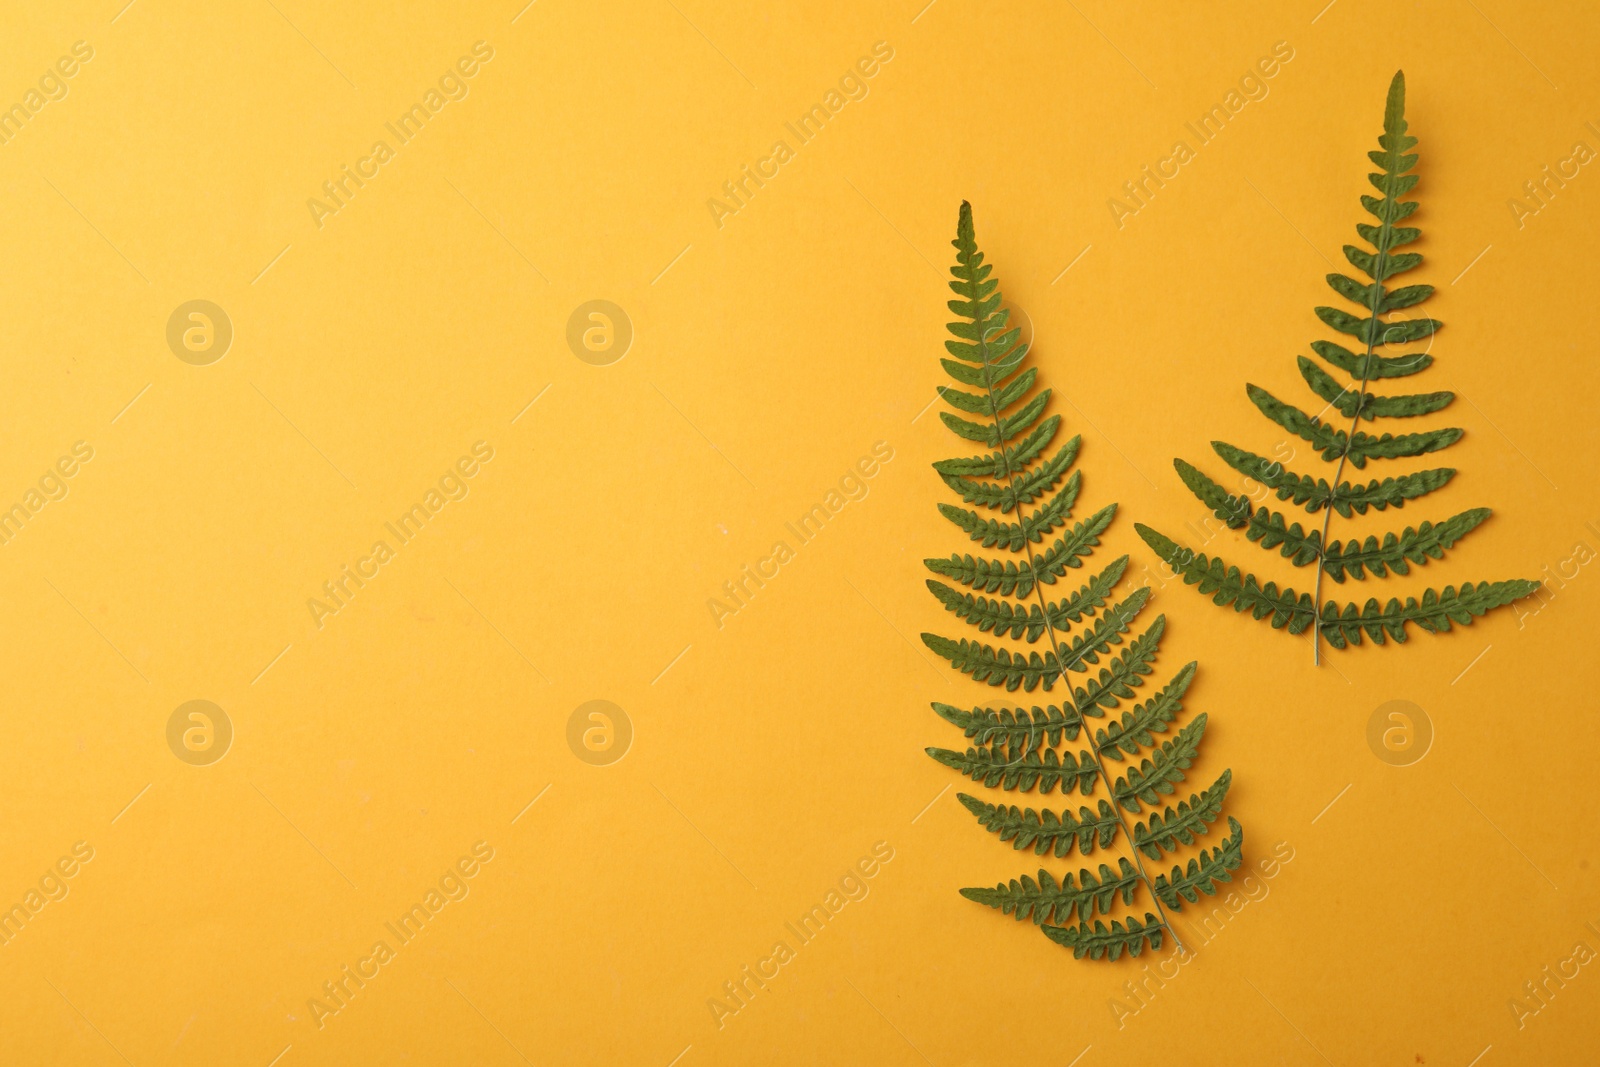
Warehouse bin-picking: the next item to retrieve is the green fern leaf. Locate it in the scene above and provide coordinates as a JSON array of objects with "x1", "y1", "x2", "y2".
[
  {"x1": 932, "y1": 415, "x2": 1063, "y2": 476},
  {"x1": 923, "y1": 202, "x2": 1239, "y2": 960},
  {"x1": 920, "y1": 634, "x2": 1064, "y2": 691},
  {"x1": 1112, "y1": 714, "x2": 1206, "y2": 813},
  {"x1": 958, "y1": 793, "x2": 1122, "y2": 858},
  {"x1": 1317, "y1": 580, "x2": 1542, "y2": 647},
  {"x1": 1330, "y1": 467, "x2": 1455, "y2": 517},
  {"x1": 1063, "y1": 617, "x2": 1165, "y2": 715},
  {"x1": 933, "y1": 701, "x2": 1084, "y2": 748},
  {"x1": 923, "y1": 502, "x2": 1116, "y2": 596},
  {"x1": 1322, "y1": 508, "x2": 1489, "y2": 581},
  {"x1": 1152, "y1": 819, "x2": 1245, "y2": 907},
  {"x1": 1096, "y1": 660, "x2": 1197, "y2": 760},
  {"x1": 1245, "y1": 384, "x2": 1461, "y2": 468},
  {"x1": 1175, "y1": 459, "x2": 1250, "y2": 528},
  {"x1": 1134, "y1": 525, "x2": 1316, "y2": 632},
  {"x1": 926, "y1": 741, "x2": 1099, "y2": 794},
  {"x1": 1040, "y1": 913, "x2": 1164, "y2": 960},
  {"x1": 936, "y1": 470, "x2": 1080, "y2": 549},
  {"x1": 960, "y1": 859, "x2": 1141, "y2": 925},
  {"x1": 1243, "y1": 508, "x2": 1322, "y2": 568},
  {"x1": 940, "y1": 437, "x2": 1079, "y2": 511},
  {"x1": 1142, "y1": 71, "x2": 1538, "y2": 661},
  {"x1": 927, "y1": 560, "x2": 1143, "y2": 646},
  {"x1": 1132, "y1": 770, "x2": 1233, "y2": 860},
  {"x1": 1311, "y1": 339, "x2": 1432, "y2": 379}
]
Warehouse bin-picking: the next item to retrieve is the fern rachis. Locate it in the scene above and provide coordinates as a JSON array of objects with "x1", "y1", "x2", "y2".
[
  {"x1": 1136, "y1": 71, "x2": 1539, "y2": 663},
  {"x1": 922, "y1": 203, "x2": 1242, "y2": 959}
]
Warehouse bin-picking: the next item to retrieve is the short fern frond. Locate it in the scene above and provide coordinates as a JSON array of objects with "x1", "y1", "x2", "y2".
[
  {"x1": 960, "y1": 858, "x2": 1141, "y2": 925},
  {"x1": 1139, "y1": 71, "x2": 1539, "y2": 662},
  {"x1": 1041, "y1": 913, "x2": 1165, "y2": 960},
  {"x1": 958, "y1": 793, "x2": 1122, "y2": 858},
  {"x1": 923, "y1": 202, "x2": 1241, "y2": 961}
]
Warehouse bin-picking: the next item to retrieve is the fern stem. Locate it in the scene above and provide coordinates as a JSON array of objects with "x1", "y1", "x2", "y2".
[
  {"x1": 1311, "y1": 337, "x2": 1381, "y2": 666},
  {"x1": 972, "y1": 317, "x2": 1187, "y2": 956},
  {"x1": 1312, "y1": 86, "x2": 1406, "y2": 666}
]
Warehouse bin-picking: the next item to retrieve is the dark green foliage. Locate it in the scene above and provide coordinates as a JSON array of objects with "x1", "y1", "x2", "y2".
[
  {"x1": 1136, "y1": 71, "x2": 1538, "y2": 661},
  {"x1": 923, "y1": 202, "x2": 1241, "y2": 960}
]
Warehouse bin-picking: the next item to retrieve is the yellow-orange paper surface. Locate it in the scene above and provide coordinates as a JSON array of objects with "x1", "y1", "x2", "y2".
[{"x1": 1, "y1": 1, "x2": 1596, "y2": 1064}]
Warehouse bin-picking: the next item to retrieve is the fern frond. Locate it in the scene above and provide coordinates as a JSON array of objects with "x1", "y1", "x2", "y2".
[
  {"x1": 1330, "y1": 467, "x2": 1456, "y2": 517},
  {"x1": 1317, "y1": 580, "x2": 1542, "y2": 647},
  {"x1": 1152, "y1": 819, "x2": 1245, "y2": 907},
  {"x1": 1139, "y1": 71, "x2": 1538, "y2": 661},
  {"x1": 1310, "y1": 339, "x2": 1431, "y2": 379},
  {"x1": 1243, "y1": 508, "x2": 1322, "y2": 568},
  {"x1": 921, "y1": 634, "x2": 1063, "y2": 691},
  {"x1": 1063, "y1": 617, "x2": 1165, "y2": 716},
  {"x1": 1246, "y1": 383, "x2": 1462, "y2": 467},
  {"x1": 932, "y1": 415, "x2": 1062, "y2": 477},
  {"x1": 933, "y1": 701, "x2": 1084, "y2": 748},
  {"x1": 958, "y1": 793, "x2": 1122, "y2": 858},
  {"x1": 1054, "y1": 588, "x2": 1151, "y2": 672},
  {"x1": 1132, "y1": 771, "x2": 1233, "y2": 860},
  {"x1": 1134, "y1": 525, "x2": 1316, "y2": 632},
  {"x1": 926, "y1": 741, "x2": 1099, "y2": 794},
  {"x1": 1040, "y1": 914, "x2": 1164, "y2": 960},
  {"x1": 1112, "y1": 714, "x2": 1206, "y2": 813},
  {"x1": 959, "y1": 858, "x2": 1141, "y2": 924},
  {"x1": 939, "y1": 438, "x2": 1079, "y2": 511},
  {"x1": 1175, "y1": 459, "x2": 1250, "y2": 528},
  {"x1": 937, "y1": 470, "x2": 1079, "y2": 549},
  {"x1": 940, "y1": 391, "x2": 1053, "y2": 448},
  {"x1": 1297, "y1": 355, "x2": 1455, "y2": 420},
  {"x1": 1096, "y1": 661, "x2": 1197, "y2": 760},
  {"x1": 935, "y1": 367, "x2": 1038, "y2": 418},
  {"x1": 1211, "y1": 442, "x2": 1328, "y2": 509},
  {"x1": 926, "y1": 555, "x2": 1131, "y2": 642},
  {"x1": 1322, "y1": 508, "x2": 1488, "y2": 581},
  {"x1": 924, "y1": 202, "x2": 1238, "y2": 961},
  {"x1": 923, "y1": 503, "x2": 1116, "y2": 596}
]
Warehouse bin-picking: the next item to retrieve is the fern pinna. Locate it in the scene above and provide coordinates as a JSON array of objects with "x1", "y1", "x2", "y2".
[
  {"x1": 1135, "y1": 71, "x2": 1539, "y2": 664},
  {"x1": 921, "y1": 202, "x2": 1240, "y2": 959}
]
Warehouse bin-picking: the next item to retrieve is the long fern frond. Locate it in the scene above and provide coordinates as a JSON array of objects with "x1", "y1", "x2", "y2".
[
  {"x1": 1136, "y1": 71, "x2": 1539, "y2": 662},
  {"x1": 923, "y1": 202, "x2": 1241, "y2": 959}
]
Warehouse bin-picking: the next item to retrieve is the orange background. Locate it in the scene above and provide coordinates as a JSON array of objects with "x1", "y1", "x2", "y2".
[{"x1": 0, "y1": 1, "x2": 1596, "y2": 1064}]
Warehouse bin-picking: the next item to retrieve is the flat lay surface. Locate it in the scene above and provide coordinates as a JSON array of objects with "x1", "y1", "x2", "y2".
[{"x1": 0, "y1": 1, "x2": 1596, "y2": 1064}]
